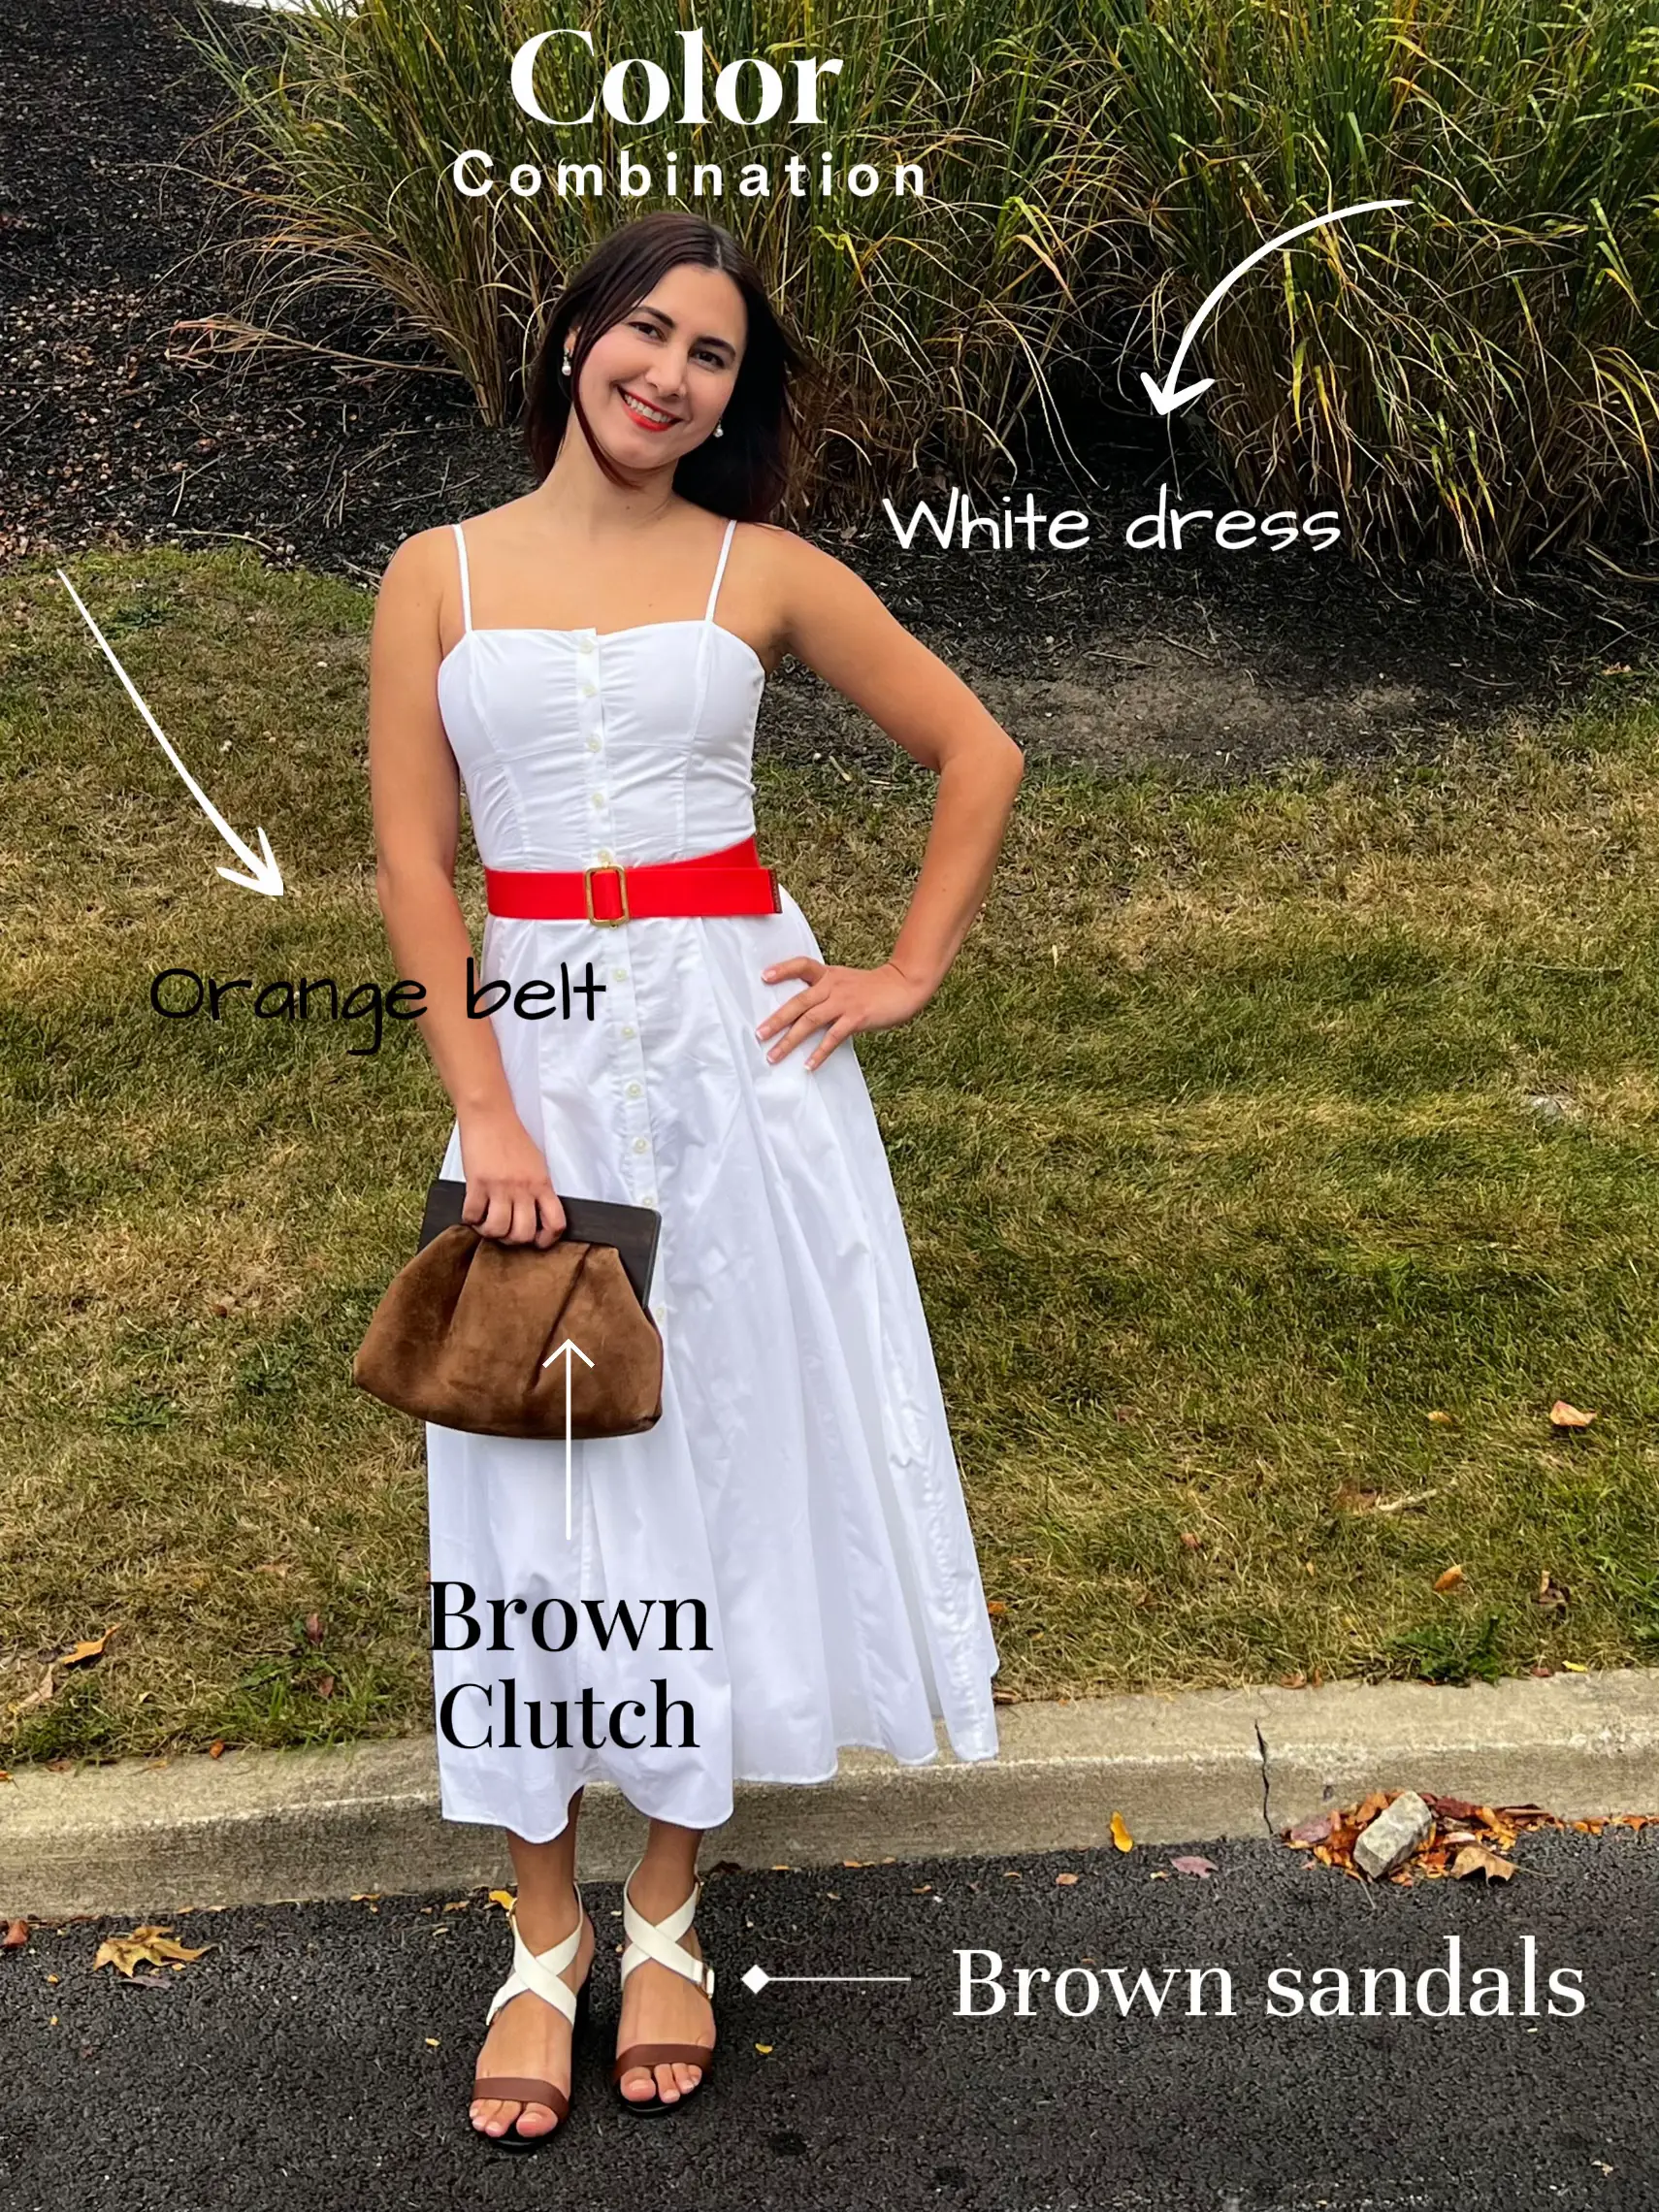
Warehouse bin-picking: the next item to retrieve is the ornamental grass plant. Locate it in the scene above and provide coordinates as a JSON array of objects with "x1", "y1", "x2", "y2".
[
  {"x1": 192, "y1": 0, "x2": 1121, "y2": 513},
  {"x1": 1079, "y1": 0, "x2": 1659, "y2": 570},
  {"x1": 195, "y1": 0, "x2": 1659, "y2": 570}
]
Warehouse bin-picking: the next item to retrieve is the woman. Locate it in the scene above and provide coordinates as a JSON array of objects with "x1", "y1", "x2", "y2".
[{"x1": 369, "y1": 210, "x2": 1024, "y2": 2147}]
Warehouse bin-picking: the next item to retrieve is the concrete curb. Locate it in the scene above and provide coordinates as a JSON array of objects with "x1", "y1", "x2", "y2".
[{"x1": 5, "y1": 1669, "x2": 1659, "y2": 1918}]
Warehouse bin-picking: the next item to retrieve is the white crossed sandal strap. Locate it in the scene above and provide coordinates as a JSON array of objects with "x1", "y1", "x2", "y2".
[
  {"x1": 611, "y1": 1856, "x2": 716, "y2": 2088},
  {"x1": 474, "y1": 1884, "x2": 590, "y2": 2120}
]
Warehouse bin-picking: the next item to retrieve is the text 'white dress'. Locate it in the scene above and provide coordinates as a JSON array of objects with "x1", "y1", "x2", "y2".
[{"x1": 426, "y1": 516, "x2": 999, "y2": 1842}]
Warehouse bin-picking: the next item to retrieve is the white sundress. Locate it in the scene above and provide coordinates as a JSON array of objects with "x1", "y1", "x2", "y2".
[{"x1": 426, "y1": 513, "x2": 1000, "y2": 1843}]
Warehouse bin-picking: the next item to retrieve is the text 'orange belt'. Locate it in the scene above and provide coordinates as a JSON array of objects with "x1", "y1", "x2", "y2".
[{"x1": 484, "y1": 834, "x2": 781, "y2": 926}]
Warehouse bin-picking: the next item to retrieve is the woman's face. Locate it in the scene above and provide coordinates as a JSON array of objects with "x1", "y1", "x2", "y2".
[{"x1": 571, "y1": 262, "x2": 747, "y2": 470}]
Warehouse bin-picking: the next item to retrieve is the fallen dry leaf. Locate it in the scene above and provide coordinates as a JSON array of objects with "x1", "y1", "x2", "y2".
[
  {"x1": 304, "y1": 1612, "x2": 325, "y2": 1645},
  {"x1": 486, "y1": 1891, "x2": 515, "y2": 1912},
  {"x1": 1284, "y1": 1810, "x2": 1339, "y2": 1847},
  {"x1": 1535, "y1": 1572, "x2": 1570, "y2": 1610},
  {"x1": 93, "y1": 1924, "x2": 211, "y2": 1978},
  {"x1": 314, "y1": 1675, "x2": 336, "y2": 1700},
  {"x1": 208, "y1": 1741, "x2": 226, "y2": 1759},
  {"x1": 986, "y1": 1600, "x2": 1008, "y2": 1618},
  {"x1": 1426, "y1": 1410, "x2": 1455, "y2": 1426},
  {"x1": 992, "y1": 1689, "x2": 1020, "y2": 1705},
  {"x1": 1421, "y1": 1794, "x2": 1483, "y2": 1822},
  {"x1": 1180, "y1": 1532, "x2": 1202, "y2": 1550},
  {"x1": 1109, "y1": 1812, "x2": 1133, "y2": 1853},
  {"x1": 7, "y1": 1667, "x2": 55, "y2": 1718},
  {"x1": 60, "y1": 1628, "x2": 117, "y2": 1668},
  {"x1": 3, "y1": 1920, "x2": 29, "y2": 1949},
  {"x1": 1549, "y1": 1401, "x2": 1596, "y2": 1429},
  {"x1": 1279, "y1": 1673, "x2": 1308, "y2": 1689},
  {"x1": 1055, "y1": 1871, "x2": 1080, "y2": 1887},
  {"x1": 755, "y1": 2043, "x2": 773, "y2": 2055},
  {"x1": 1170, "y1": 1856, "x2": 1218, "y2": 1878},
  {"x1": 1434, "y1": 1565, "x2": 1466, "y2": 1592},
  {"x1": 1450, "y1": 1844, "x2": 1518, "y2": 1881}
]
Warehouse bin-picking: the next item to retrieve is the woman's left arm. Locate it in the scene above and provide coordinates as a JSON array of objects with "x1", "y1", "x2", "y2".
[{"x1": 756, "y1": 532, "x2": 1025, "y2": 1069}]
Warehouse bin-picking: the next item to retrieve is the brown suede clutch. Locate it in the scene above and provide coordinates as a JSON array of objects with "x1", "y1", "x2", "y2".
[{"x1": 351, "y1": 1208, "x2": 664, "y2": 1441}]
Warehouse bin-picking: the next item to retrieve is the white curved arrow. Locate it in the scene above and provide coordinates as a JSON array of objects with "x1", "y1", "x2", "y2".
[
  {"x1": 1141, "y1": 198, "x2": 1413, "y2": 417},
  {"x1": 55, "y1": 569, "x2": 285, "y2": 896}
]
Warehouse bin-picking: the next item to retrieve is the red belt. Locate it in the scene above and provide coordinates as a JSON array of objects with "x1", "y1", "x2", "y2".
[{"x1": 484, "y1": 833, "x2": 781, "y2": 926}]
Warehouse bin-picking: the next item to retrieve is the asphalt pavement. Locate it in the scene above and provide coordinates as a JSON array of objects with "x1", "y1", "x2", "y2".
[{"x1": 4, "y1": 1829, "x2": 1654, "y2": 2212}]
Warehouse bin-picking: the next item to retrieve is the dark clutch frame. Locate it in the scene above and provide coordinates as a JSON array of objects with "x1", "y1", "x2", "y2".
[{"x1": 417, "y1": 1178, "x2": 662, "y2": 1308}]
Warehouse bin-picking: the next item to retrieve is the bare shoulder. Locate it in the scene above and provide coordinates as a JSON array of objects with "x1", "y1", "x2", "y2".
[
  {"x1": 378, "y1": 523, "x2": 454, "y2": 601},
  {"x1": 737, "y1": 523, "x2": 886, "y2": 663},
  {"x1": 381, "y1": 495, "x2": 537, "y2": 590},
  {"x1": 743, "y1": 520, "x2": 852, "y2": 583}
]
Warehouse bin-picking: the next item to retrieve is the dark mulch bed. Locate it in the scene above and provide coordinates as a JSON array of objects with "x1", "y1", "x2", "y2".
[{"x1": 6, "y1": 0, "x2": 1657, "y2": 775}]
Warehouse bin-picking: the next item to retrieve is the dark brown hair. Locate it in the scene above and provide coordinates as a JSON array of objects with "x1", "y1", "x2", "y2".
[{"x1": 523, "y1": 212, "x2": 810, "y2": 523}]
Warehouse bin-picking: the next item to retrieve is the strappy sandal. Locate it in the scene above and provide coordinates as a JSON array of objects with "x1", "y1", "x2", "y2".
[
  {"x1": 610, "y1": 1855, "x2": 716, "y2": 2118},
  {"x1": 472, "y1": 1888, "x2": 594, "y2": 2153}
]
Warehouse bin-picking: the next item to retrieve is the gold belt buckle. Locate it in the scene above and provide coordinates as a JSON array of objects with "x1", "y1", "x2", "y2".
[{"x1": 583, "y1": 864, "x2": 630, "y2": 926}]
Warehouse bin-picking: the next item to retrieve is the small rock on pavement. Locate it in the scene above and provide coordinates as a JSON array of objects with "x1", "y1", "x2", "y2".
[{"x1": 1352, "y1": 1790, "x2": 1436, "y2": 1880}]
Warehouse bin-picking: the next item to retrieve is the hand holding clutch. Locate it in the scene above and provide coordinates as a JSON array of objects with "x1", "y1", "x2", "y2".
[{"x1": 351, "y1": 1182, "x2": 663, "y2": 1440}]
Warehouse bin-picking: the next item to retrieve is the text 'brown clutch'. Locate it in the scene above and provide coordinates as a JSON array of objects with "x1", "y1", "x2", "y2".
[{"x1": 351, "y1": 1221, "x2": 663, "y2": 1441}]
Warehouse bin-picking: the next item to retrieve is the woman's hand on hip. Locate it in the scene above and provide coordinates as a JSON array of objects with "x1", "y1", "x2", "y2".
[
  {"x1": 756, "y1": 959, "x2": 933, "y2": 1069},
  {"x1": 455, "y1": 1102, "x2": 567, "y2": 1244}
]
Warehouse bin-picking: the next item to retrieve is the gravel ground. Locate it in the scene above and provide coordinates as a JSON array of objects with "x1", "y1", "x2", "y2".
[{"x1": 6, "y1": 0, "x2": 1657, "y2": 775}]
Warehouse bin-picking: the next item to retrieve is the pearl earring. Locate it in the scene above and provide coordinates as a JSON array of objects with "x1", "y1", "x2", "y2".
[
  {"x1": 560, "y1": 352, "x2": 571, "y2": 377},
  {"x1": 714, "y1": 421, "x2": 724, "y2": 439}
]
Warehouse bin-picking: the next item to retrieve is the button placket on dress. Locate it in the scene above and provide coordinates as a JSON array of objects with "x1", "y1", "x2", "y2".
[{"x1": 581, "y1": 634, "x2": 662, "y2": 1234}]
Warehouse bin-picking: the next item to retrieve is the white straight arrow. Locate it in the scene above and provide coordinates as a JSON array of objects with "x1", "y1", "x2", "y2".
[
  {"x1": 55, "y1": 568, "x2": 285, "y2": 895},
  {"x1": 541, "y1": 1337, "x2": 594, "y2": 1541},
  {"x1": 1141, "y1": 198, "x2": 1413, "y2": 416},
  {"x1": 742, "y1": 1967, "x2": 912, "y2": 1991}
]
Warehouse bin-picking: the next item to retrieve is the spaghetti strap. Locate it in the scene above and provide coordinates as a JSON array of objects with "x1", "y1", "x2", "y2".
[
  {"x1": 452, "y1": 521, "x2": 472, "y2": 634},
  {"x1": 703, "y1": 518, "x2": 737, "y2": 626}
]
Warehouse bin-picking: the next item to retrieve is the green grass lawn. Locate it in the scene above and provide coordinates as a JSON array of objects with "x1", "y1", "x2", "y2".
[{"x1": 4, "y1": 546, "x2": 1658, "y2": 1763}]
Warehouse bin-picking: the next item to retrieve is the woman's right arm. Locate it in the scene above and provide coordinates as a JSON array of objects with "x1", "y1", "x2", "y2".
[{"x1": 368, "y1": 530, "x2": 565, "y2": 1247}]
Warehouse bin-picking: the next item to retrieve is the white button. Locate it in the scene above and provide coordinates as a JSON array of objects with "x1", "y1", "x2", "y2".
[
  {"x1": 580, "y1": 681, "x2": 597, "y2": 698},
  {"x1": 577, "y1": 636, "x2": 594, "y2": 655},
  {"x1": 621, "y1": 1025, "x2": 635, "y2": 1039},
  {"x1": 612, "y1": 967, "x2": 628, "y2": 983},
  {"x1": 633, "y1": 1137, "x2": 649, "y2": 1155},
  {"x1": 627, "y1": 1082, "x2": 642, "y2": 1098},
  {"x1": 587, "y1": 736, "x2": 602, "y2": 753},
  {"x1": 597, "y1": 849, "x2": 615, "y2": 864},
  {"x1": 591, "y1": 791, "x2": 605, "y2": 806},
  {"x1": 640, "y1": 1190, "x2": 656, "y2": 1206}
]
